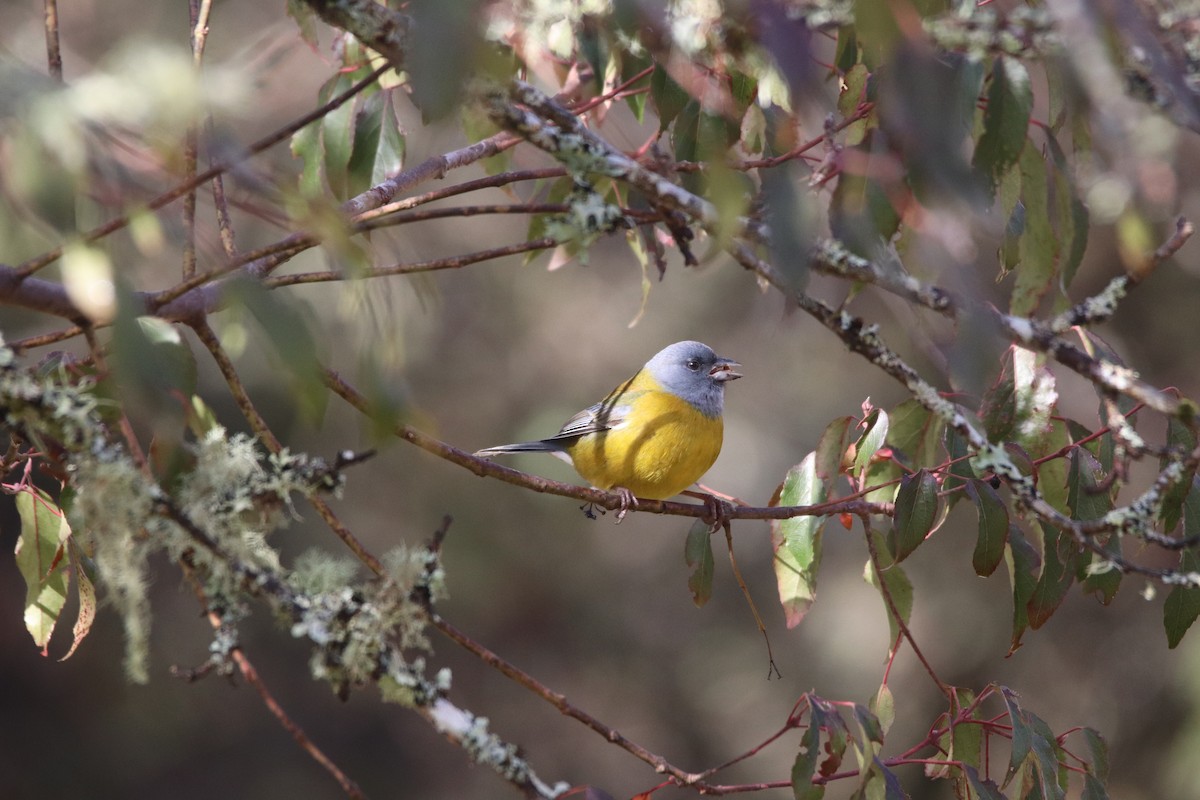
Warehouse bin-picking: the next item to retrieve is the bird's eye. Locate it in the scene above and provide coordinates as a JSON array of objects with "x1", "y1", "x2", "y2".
[{"x1": 686, "y1": 358, "x2": 700, "y2": 371}]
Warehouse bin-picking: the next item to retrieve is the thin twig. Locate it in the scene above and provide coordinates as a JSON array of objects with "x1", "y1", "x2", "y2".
[
  {"x1": 43, "y1": 0, "x2": 62, "y2": 81},
  {"x1": 13, "y1": 64, "x2": 389, "y2": 279},
  {"x1": 860, "y1": 513, "x2": 949, "y2": 698}
]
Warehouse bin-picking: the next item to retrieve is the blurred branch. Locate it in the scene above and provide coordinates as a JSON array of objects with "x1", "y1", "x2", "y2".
[
  {"x1": 43, "y1": 0, "x2": 62, "y2": 81},
  {"x1": 10, "y1": 63, "x2": 389, "y2": 280}
]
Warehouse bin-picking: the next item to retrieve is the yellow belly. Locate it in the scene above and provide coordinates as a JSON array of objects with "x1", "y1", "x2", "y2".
[{"x1": 564, "y1": 390, "x2": 724, "y2": 500}]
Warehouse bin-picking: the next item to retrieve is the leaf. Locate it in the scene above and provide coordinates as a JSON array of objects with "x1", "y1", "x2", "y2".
[
  {"x1": 853, "y1": 407, "x2": 890, "y2": 474},
  {"x1": 860, "y1": 757, "x2": 907, "y2": 800},
  {"x1": 871, "y1": 683, "x2": 895, "y2": 736},
  {"x1": 770, "y1": 453, "x2": 828, "y2": 628},
  {"x1": 791, "y1": 717, "x2": 826, "y2": 800},
  {"x1": 286, "y1": 0, "x2": 320, "y2": 48},
  {"x1": 651, "y1": 63, "x2": 690, "y2": 133},
  {"x1": 109, "y1": 304, "x2": 198, "y2": 417},
  {"x1": 15, "y1": 487, "x2": 71, "y2": 652},
  {"x1": 1078, "y1": 534, "x2": 1121, "y2": 605},
  {"x1": 886, "y1": 399, "x2": 945, "y2": 471},
  {"x1": 1045, "y1": 133, "x2": 1089, "y2": 290},
  {"x1": 864, "y1": 529, "x2": 913, "y2": 651},
  {"x1": 290, "y1": 113, "x2": 324, "y2": 197},
  {"x1": 979, "y1": 353, "x2": 1017, "y2": 443},
  {"x1": 406, "y1": 0, "x2": 483, "y2": 121},
  {"x1": 966, "y1": 479, "x2": 1009, "y2": 577},
  {"x1": 684, "y1": 519, "x2": 715, "y2": 608},
  {"x1": 973, "y1": 56, "x2": 1033, "y2": 197},
  {"x1": 1005, "y1": 523, "x2": 1041, "y2": 653},
  {"x1": 225, "y1": 278, "x2": 328, "y2": 424},
  {"x1": 1027, "y1": 522, "x2": 1076, "y2": 630},
  {"x1": 1081, "y1": 727, "x2": 1109, "y2": 780},
  {"x1": 815, "y1": 416, "x2": 855, "y2": 482},
  {"x1": 1160, "y1": 416, "x2": 1198, "y2": 532},
  {"x1": 941, "y1": 689, "x2": 982, "y2": 789},
  {"x1": 1000, "y1": 687, "x2": 1033, "y2": 785},
  {"x1": 60, "y1": 539, "x2": 96, "y2": 661},
  {"x1": 1164, "y1": 481, "x2": 1200, "y2": 647},
  {"x1": 1026, "y1": 711, "x2": 1068, "y2": 800},
  {"x1": 321, "y1": 73, "x2": 358, "y2": 200},
  {"x1": 808, "y1": 696, "x2": 849, "y2": 777},
  {"x1": 1067, "y1": 447, "x2": 1110, "y2": 521},
  {"x1": 1010, "y1": 144, "x2": 1057, "y2": 317},
  {"x1": 943, "y1": 425, "x2": 977, "y2": 498},
  {"x1": 891, "y1": 469, "x2": 939, "y2": 562},
  {"x1": 964, "y1": 766, "x2": 1006, "y2": 800}
]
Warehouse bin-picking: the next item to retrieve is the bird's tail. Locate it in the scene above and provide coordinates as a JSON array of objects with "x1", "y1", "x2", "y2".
[{"x1": 473, "y1": 440, "x2": 563, "y2": 458}]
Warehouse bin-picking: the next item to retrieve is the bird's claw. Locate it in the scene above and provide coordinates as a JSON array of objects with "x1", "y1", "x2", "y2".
[
  {"x1": 614, "y1": 487, "x2": 637, "y2": 523},
  {"x1": 702, "y1": 495, "x2": 734, "y2": 531}
]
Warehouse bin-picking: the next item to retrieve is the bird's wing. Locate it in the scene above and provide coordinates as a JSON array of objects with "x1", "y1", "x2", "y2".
[{"x1": 544, "y1": 394, "x2": 638, "y2": 442}]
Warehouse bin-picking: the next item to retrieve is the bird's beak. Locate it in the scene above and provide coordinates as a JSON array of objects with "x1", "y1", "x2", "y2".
[{"x1": 710, "y1": 360, "x2": 742, "y2": 382}]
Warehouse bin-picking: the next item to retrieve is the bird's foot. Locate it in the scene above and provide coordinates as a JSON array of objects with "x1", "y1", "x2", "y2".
[
  {"x1": 683, "y1": 489, "x2": 735, "y2": 531},
  {"x1": 613, "y1": 487, "x2": 638, "y2": 523}
]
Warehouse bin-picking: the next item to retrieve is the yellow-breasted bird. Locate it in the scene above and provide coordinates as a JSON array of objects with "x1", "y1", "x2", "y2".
[{"x1": 474, "y1": 341, "x2": 741, "y2": 517}]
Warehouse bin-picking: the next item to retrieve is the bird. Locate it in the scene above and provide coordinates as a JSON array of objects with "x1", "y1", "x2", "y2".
[{"x1": 474, "y1": 340, "x2": 741, "y2": 518}]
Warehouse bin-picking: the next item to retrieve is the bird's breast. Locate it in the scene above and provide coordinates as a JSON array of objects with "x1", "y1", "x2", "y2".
[{"x1": 565, "y1": 388, "x2": 724, "y2": 500}]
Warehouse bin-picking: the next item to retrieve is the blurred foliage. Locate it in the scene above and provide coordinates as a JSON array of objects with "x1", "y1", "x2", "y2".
[{"x1": 4, "y1": 0, "x2": 1200, "y2": 798}]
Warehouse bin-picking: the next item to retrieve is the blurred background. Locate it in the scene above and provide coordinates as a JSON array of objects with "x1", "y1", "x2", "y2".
[{"x1": 4, "y1": 2, "x2": 1200, "y2": 799}]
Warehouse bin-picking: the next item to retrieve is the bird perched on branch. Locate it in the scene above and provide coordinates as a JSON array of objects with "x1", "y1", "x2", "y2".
[{"x1": 474, "y1": 340, "x2": 741, "y2": 518}]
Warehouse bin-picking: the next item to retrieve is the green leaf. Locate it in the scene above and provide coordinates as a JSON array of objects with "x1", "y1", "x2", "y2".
[
  {"x1": 1164, "y1": 483, "x2": 1200, "y2": 647},
  {"x1": 109, "y1": 299, "x2": 197, "y2": 423},
  {"x1": 865, "y1": 529, "x2": 913, "y2": 650},
  {"x1": 792, "y1": 717, "x2": 826, "y2": 800},
  {"x1": 1033, "y1": 419, "x2": 1072, "y2": 517},
  {"x1": 1081, "y1": 774, "x2": 1109, "y2": 800},
  {"x1": 1067, "y1": 447, "x2": 1110, "y2": 521},
  {"x1": 886, "y1": 399, "x2": 945, "y2": 471},
  {"x1": 1010, "y1": 144, "x2": 1057, "y2": 317},
  {"x1": 1081, "y1": 728, "x2": 1109, "y2": 780},
  {"x1": 321, "y1": 73, "x2": 358, "y2": 200},
  {"x1": 652, "y1": 64, "x2": 690, "y2": 133},
  {"x1": 870, "y1": 683, "x2": 895, "y2": 736},
  {"x1": 619, "y1": 51, "x2": 652, "y2": 123},
  {"x1": 290, "y1": 113, "x2": 324, "y2": 197},
  {"x1": 808, "y1": 697, "x2": 849, "y2": 775},
  {"x1": 979, "y1": 355, "x2": 1017, "y2": 443},
  {"x1": 964, "y1": 766, "x2": 1006, "y2": 800},
  {"x1": 853, "y1": 407, "x2": 890, "y2": 474},
  {"x1": 578, "y1": 16, "x2": 608, "y2": 92},
  {"x1": 684, "y1": 519, "x2": 715, "y2": 608},
  {"x1": 1000, "y1": 687, "x2": 1033, "y2": 785},
  {"x1": 966, "y1": 479, "x2": 1009, "y2": 577},
  {"x1": 943, "y1": 425, "x2": 978, "y2": 498},
  {"x1": 973, "y1": 56, "x2": 1033, "y2": 196},
  {"x1": 1078, "y1": 534, "x2": 1121, "y2": 605},
  {"x1": 15, "y1": 487, "x2": 71, "y2": 652},
  {"x1": 1026, "y1": 711, "x2": 1068, "y2": 800},
  {"x1": 1006, "y1": 523, "x2": 1041, "y2": 653},
  {"x1": 946, "y1": 689, "x2": 983, "y2": 786},
  {"x1": 770, "y1": 453, "x2": 828, "y2": 628},
  {"x1": 852, "y1": 703, "x2": 885, "y2": 748},
  {"x1": 406, "y1": 0, "x2": 483, "y2": 121},
  {"x1": 225, "y1": 278, "x2": 328, "y2": 424},
  {"x1": 286, "y1": 0, "x2": 320, "y2": 48},
  {"x1": 815, "y1": 415, "x2": 855, "y2": 482},
  {"x1": 1046, "y1": 133, "x2": 1089, "y2": 290},
  {"x1": 892, "y1": 469, "x2": 939, "y2": 562},
  {"x1": 1027, "y1": 522, "x2": 1075, "y2": 630},
  {"x1": 829, "y1": 142, "x2": 901, "y2": 258},
  {"x1": 1161, "y1": 416, "x2": 1198, "y2": 532}
]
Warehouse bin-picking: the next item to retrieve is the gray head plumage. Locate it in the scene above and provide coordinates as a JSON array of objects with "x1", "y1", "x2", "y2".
[{"x1": 643, "y1": 341, "x2": 741, "y2": 418}]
